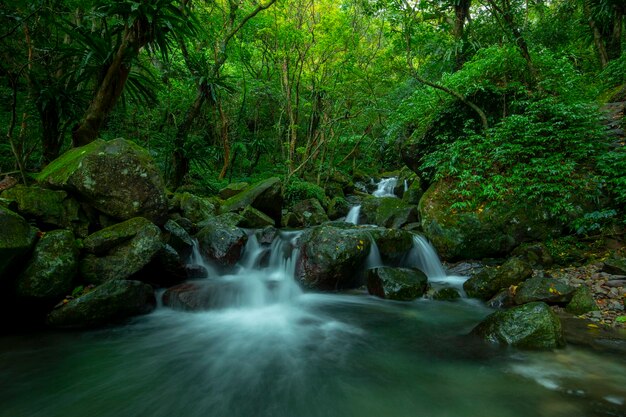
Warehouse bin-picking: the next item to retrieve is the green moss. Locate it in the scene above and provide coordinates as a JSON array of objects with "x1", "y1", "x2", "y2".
[{"x1": 36, "y1": 140, "x2": 103, "y2": 186}]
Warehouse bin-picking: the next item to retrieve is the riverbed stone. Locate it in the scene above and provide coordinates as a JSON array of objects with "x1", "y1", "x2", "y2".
[
  {"x1": 80, "y1": 219, "x2": 163, "y2": 284},
  {"x1": 15, "y1": 230, "x2": 78, "y2": 302},
  {"x1": 0, "y1": 207, "x2": 38, "y2": 279},
  {"x1": 514, "y1": 276, "x2": 576, "y2": 305},
  {"x1": 37, "y1": 138, "x2": 168, "y2": 225},
  {"x1": 196, "y1": 218, "x2": 247, "y2": 267},
  {"x1": 565, "y1": 286, "x2": 599, "y2": 315},
  {"x1": 367, "y1": 267, "x2": 428, "y2": 301},
  {"x1": 240, "y1": 206, "x2": 275, "y2": 228},
  {"x1": 433, "y1": 287, "x2": 461, "y2": 301},
  {"x1": 464, "y1": 257, "x2": 533, "y2": 300},
  {"x1": 471, "y1": 302, "x2": 566, "y2": 349},
  {"x1": 296, "y1": 224, "x2": 371, "y2": 290},
  {"x1": 47, "y1": 280, "x2": 155, "y2": 328}
]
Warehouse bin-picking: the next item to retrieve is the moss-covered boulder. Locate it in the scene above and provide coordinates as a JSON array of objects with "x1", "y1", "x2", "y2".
[
  {"x1": 240, "y1": 206, "x2": 275, "y2": 228},
  {"x1": 37, "y1": 138, "x2": 168, "y2": 225},
  {"x1": 565, "y1": 286, "x2": 599, "y2": 315},
  {"x1": 419, "y1": 181, "x2": 563, "y2": 261},
  {"x1": 511, "y1": 243, "x2": 554, "y2": 269},
  {"x1": 80, "y1": 218, "x2": 163, "y2": 284},
  {"x1": 15, "y1": 230, "x2": 78, "y2": 302},
  {"x1": 433, "y1": 287, "x2": 461, "y2": 301},
  {"x1": 196, "y1": 218, "x2": 247, "y2": 267},
  {"x1": 402, "y1": 177, "x2": 424, "y2": 205},
  {"x1": 1, "y1": 185, "x2": 88, "y2": 237},
  {"x1": 171, "y1": 192, "x2": 216, "y2": 224},
  {"x1": 367, "y1": 267, "x2": 428, "y2": 301},
  {"x1": 289, "y1": 198, "x2": 329, "y2": 227},
  {"x1": 463, "y1": 257, "x2": 533, "y2": 300},
  {"x1": 365, "y1": 227, "x2": 414, "y2": 264},
  {"x1": 327, "y1": 197, "x2": 350, "y2": 220},
  {"x1": 218, "y1": 182, "x2": 249, "y2": 199},
  {"x1": 47, "y1": 280, "x2": 155, "y2": 328},
  {"x1": 220, "y1": 177, "x2": 283, "y2": 224},
  {"x1": 164, "y1": 219, "x2": 194, "y2": 259},
  {"x1": 514, "y1": 276, "x2": 576, "y2": 305},
  {"x1": 360, "y1": 196, "x2": 419, "y2": 229},
  {"x1": 295, "y1": 224, "x2": 372, "y2": 290},
  {"x1": 0, "y1": 207, "x2": 37, "y2": 279},
  {"x1": 471, "y1": 302, "x2": 566, "y2": 349}
]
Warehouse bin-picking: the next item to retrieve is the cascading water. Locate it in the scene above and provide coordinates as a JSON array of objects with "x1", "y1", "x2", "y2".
[
  {"x1": 404, "y1": 235, "x2": 466, "y2": 290},
  {"x1": 345, "y1": 205, "x2": 361, "y2": 224},
  {"x1": 346, "y1": 177, "x2": 398, "y2": 225}
]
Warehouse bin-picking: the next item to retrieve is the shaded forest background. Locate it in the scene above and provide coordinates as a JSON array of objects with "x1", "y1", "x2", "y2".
[{"x1": 1, "y1": 0, "x2": 625, "y2": 235}]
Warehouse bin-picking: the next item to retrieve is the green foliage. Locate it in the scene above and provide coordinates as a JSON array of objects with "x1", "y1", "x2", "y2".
[
  {"x1": 284, "y1": 178, "x2": 327, "y2": 208},
  {"x1": 573, "y1": 209, "x2": 619, "y2": 236}
]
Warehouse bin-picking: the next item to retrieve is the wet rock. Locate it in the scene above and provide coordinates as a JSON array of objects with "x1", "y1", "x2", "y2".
[
  {"x1": 162, "y1": 281, "x2": 238, "y2": 311},
  {"x1": 164, "y1": 219, "x2": 194, "y2": 259},
  {"x1": 171, "y1": 192, "x2": 216, "y2": 224},
  {"x1": 367, "y1": 267, "x2": 428, "y2": 301},
  {"x1": 447, "y1": 262, "x2": 484, "y2": 277},
  {"x1": 566, "y1": 286, "x2": 599, "y2": 315},
  {"x1": 514, "y1": 276, "x2": 576, "y2": 305},
  {"x1": 557, "y1": 312, "x2": 626, "y2": 355},
  {"x1": 365, "y1": 227, "x2": 414, "y2": 264},
  {"x1": 0, "y1": 207, "x2": 37, "y2": 279},
  {"x1": 80, "y1": 218, "x2": 163, "y2": 284},
  {"x1": 196, "y1": 218, "x2": 247, "y2": 267},
  {"x1": 240, "y1": 206, "x2": 275, "y2": 228},
  {"x1": 220, "y1": 177, "x2": 283, "y2": 224},
  {"x1": 255, "y1": 226, "x2": 279, "y2": 245},
  {"x1": 185, "y1": 265, "x2": 208, "y2": 279},
  {"x1": 1, "y1": 185, "x2": 88, "y2": 237},
  {"x1": 361, "y1": 196, "x2": 418, "y2": 229},
  {"x1": 401, "y1": 178, "x2": 423, "y2": 205},
  {"x1": 471, "y1": 302, "x2": 566, "y2": 349},
  {"x1": 432, "y1": 287, "x2": 461, "y2": 301},
  {"x1": 327, "y1": 197, "x2": 350, "y2": 220},
  {"x1": 487, "y1": 289, "x2": 515, "y2": 309},
  {"x1": 137, "y1": 245, "x2": 188, "y2": 287},
  {"x1": 296, "y1": 224, "x2": 371, "y2": 290},
  {"x1": 15, "y1": 230, "x2": 78, "y2": 302},
  {"x1": 511, "y1": 243, "x2": 553, "y2": 269},
  {"x1": 37, "y1": 138, "x2": 168, "y2": 225},
  {"x1": 464, "y1": 258, "x2": 533, "y2": 300},
  {"x1": 47, "y1": 280, "x2": 155, "y2": 328}
]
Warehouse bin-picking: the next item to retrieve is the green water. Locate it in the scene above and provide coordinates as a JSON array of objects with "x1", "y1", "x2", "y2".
[{"x1": 1, "y1": 295, "x2": 625, "y2": 417}]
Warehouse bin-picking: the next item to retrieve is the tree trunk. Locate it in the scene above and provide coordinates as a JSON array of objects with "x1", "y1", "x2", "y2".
[
  {"x1": 40, "y1": 102, "x2": 62, "y2": 163},
  {"x1": 453, "y1": 0, "x2": 471, "y2": 70},
  {"x1": 584, "y1": 1, "x2": 609, "y2": 68}
]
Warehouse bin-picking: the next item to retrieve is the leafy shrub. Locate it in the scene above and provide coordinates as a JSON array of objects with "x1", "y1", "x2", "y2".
[{"x1": 284, "y1": 178, "x2": 327, "y2": 208}]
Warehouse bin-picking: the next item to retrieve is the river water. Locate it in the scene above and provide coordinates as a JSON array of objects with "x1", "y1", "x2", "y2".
[{"x1": 1, "y1": 227, "x2": 625, "y2": 416}]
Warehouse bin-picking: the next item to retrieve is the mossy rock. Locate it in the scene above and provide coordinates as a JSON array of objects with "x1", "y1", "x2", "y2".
[
  {"x1": 83, "y1": 217, "x2": 153, "y2": 255},
  {"x1": 511, "y1": 243, "x2": 554, "y2": 269},
  {"x1": 433, "y1": 287, "x2": 461, "y2": 301},
  {"x1": 46, "y1": 280, "x2": 155, "y2": 328},
  {"x1": 296, "y1": 224, "x2": 372, "y2": 290},
  {"x1": 0, "y1": 207, "x2": 38, "y2": 279},
  {"x1": 1, "y1": 185, "x2": 88, "y2": 237},
  {"x1": 367, "y1": 267, "x2": 428, "y2": 301},
  {"x1": 514, "y1": 276, "x2": 576, "y2": 305},
  {"x1": 172, "y1": 192, "x2": 217, "y2": 224},
  {"x1": 218, "y1": 182, "x2": 249, "y2": 199},
  {"x1": 471, "y1": 302, "x2": 566, "y2": 350},
  {"x1": 603, "y1": 257, "x2": 626, "y2": 276},
  {"x1": 220, "y1": 177, "x2": 283, "y2": 224},
  {"x1": 37, "y1": 138, "x2": 168, "y2": 225},
  {"x1": 364, "y1": 227, "x2": 414, "y2": 264},
  {"x1": 565, "y1": 286, "x2": 599, "y2": 315},
  {"x1": 327, "y1": 197, "x2": 350, "y2": 220},
  {"x1": 290, "y1": 198, "x2": 329, "y2": 227},
  {"x1": 196, "y1": 218, "x2": 247, "y2": 267},
  {"x1": 239, "y1": 206, "x2": 275, "y2": 228},
  {"x1": 464, "y1": 257, "x2": 533, "y2": 300},
  {"x1": 402, "y1": 177, "x2": 424, "y2": 205},
  {"x1": 15, "y1": 229, "x2": 78, "y2": 302},
  {"x1": 361, "y1": 196, "x2": 418, "y2": 229},
  {"x1": 419, "y1": 181, "x2": 564, "y2": 261},
  {"x1": 80, "y1": 219, "x2": 163, "y2": 284},
  {"x1": 164, "y1": 219, "x2": 194, "y2": 259}
]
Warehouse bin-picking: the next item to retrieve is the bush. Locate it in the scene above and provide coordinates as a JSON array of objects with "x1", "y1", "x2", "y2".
[{"x1": 284, "y1": 178, "x2": 327, "y2": 208}]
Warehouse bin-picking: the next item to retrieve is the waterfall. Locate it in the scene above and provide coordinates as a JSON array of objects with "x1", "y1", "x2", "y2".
[
  {"x1": 365, "y1": 236, "x2": 383, "y2": 269},
  {"x1": 405, "y1": 235, "x2": 447, "y2": 280},
  {"x1": 372, "y1": 177, "x2": 398, "y2": 197},
  {"x1": 345, "y1": 205, "x2": 361, "y2": 224},
  {"x1": 404, "y1": 179, "x2": 408, "y2": 193}
]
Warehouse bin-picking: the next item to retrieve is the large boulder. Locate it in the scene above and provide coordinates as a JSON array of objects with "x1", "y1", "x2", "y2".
[
  {"x1": 419, "y1": 181, "x2": 564, "y2": 261},
  {"x1": 0, "y1": 207, "x2": 37, "y2": 279},
  {"x1": 163, "y1": 219, "x2": 194, "y2": 259},
  {"x1": 295, "y1": 224, "x2": 372, "y2": 290},
  {"x1": 47, "y1": 280, "x2": 155, "y2": 328},
  {"x1": 471, "y1": 302, "x2": 566, "y2": 349},
  {"x1": 327, "y1": 197, "x2": 350, "y2": 220},
  {"x1": 15, "y1": 230, "x2": 78, "y2": 302},
  {"x1": 367, "y1": 267, "x2": 428, "y2": 301},
  {"x1": 1, "y1": 185, "x2": 88, "y2": 237},
  {"x1": 240, "y1": 206, "x2": 275, "y2": 228},
  {"x1": 219, "y1": 177, "x2": 283, "y2": 224},
  {"x1": 37, "y1": 138, "x2": 168, "y2": 225},
  {"x1": 365, "y1": 227, "x2": 414, "y2": 264},
  {"x1": 171, "y1": 192, "x2": 216, "y2": 224},
  {"x1": 195, "y1": 218, "x2": 247, "y2": 267},
  {"x1": 218, "y1": 182, "x2": 249, "y2": 199},
  {"x1": 360, "y1": 196, "x2": 419, "y2": 229},
  {"x1": 288, "y1": 198, "x2": 329, "y2": 227},
  {"x1": 463, "y1": 257, "x2": 533, "y2": 300},
  {"x1": 513, "y1": 276, "x2": 576, "y2": 305},
  {"x1": 80, "y1": 218, "x2": 163, "y2": 284},
  {"x1": 565, "y1": 286, "x2": 599, "y2": 315}
]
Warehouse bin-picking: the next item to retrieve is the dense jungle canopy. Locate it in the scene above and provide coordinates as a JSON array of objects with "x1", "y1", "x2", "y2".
[{"x1": 1, "y1": 0, "x2": 625, "y2": 234}]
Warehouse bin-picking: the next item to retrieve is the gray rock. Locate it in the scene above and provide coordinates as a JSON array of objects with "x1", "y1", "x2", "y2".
[{"x1": 367, "y1": 267, "x2": 428, "y2": 301}]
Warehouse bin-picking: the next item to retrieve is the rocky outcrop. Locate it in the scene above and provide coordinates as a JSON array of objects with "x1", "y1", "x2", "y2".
[
  {"x1": 37, "y1": 138, "x2": 168, "y2": 225},
  {"x1": 0, "y1": 207, "x2": 37, "y2": 279},
  {"x1": 15, "y1": 230, "x2": 78, "y2": 302},
  {"x1": 367, "y1": 267, "x2": 428, "y2": 301},
  {"x1": 295, "y1": 224, "x2": 372, "y2": 290},
  {"x1": 80, "y1": 217, "x2": 163, "y2": 284},
  {"x1": 471, "y1": 302, "x2": 566, "y2": 349},
  {"x1": 47, "y1": 280, "x2": 155, "y2": 328},
  {"x1": 463, "y1": 257, "x2": 533, "y2": 300}
]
